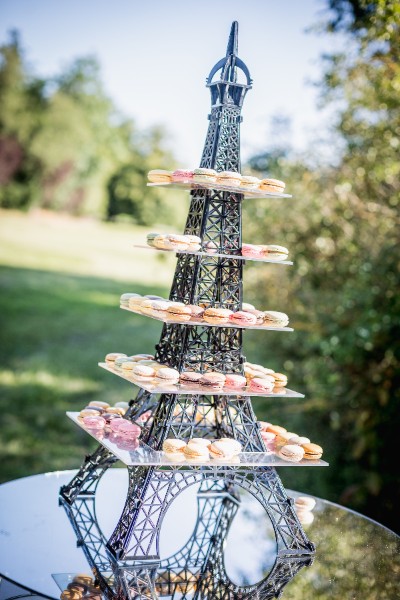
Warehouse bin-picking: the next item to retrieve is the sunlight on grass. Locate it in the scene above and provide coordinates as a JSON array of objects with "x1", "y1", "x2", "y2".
[
  {"x1": 0, "y1": 369, "x2": 101, "y2": 394},
  {"x1": 0, "y1": 209, "x2": 175, "y2": 286}
]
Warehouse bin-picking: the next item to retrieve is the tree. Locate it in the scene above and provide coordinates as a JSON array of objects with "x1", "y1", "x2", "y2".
[{"x1": 245, "y1": 0, "x2": 399, "y2": 530}]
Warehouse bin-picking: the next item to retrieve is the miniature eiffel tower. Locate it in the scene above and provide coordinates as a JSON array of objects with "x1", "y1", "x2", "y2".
[
  {"x1": 60, "y1": 21, "x2": 315, "y2": 599},
  {"x1": 60, "y1": 477, "x2": 312, "y2": 599}
]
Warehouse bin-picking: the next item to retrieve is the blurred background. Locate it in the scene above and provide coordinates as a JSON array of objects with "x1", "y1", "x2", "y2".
[{"x1": 0, "y1": 0, "x2": 398, "y2": 534}]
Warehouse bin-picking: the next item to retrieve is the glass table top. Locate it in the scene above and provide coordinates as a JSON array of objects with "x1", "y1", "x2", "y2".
[
  {"x1": 0, "y1": 470, "x2": 399, "y2": 599},
  {"x1": 146, "y1": 181, "x2": 292, "y2": 199}
]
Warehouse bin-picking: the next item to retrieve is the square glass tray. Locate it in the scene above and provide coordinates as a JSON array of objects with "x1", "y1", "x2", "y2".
[
  {"x1": 132, "y1": 244, "x2": 293, "y2": 266},
  {"x1": 67, "y1": 412, "x2": 328, "y2": 468},
  {"x1": 147, "y1": 181, "x2": 292, "y2": 199},
  {"x1": 99, "y1": 363, "x2": 305, "y2": 399},
  {"x1": 121, "y1": 305, "x2": 293, "y2": 332}
]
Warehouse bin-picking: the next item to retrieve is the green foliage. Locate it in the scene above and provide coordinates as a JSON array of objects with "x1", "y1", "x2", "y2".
[
  {"x1": 245, "y1": 0, "x2": 400, "y2": 531},
  {"x1": 0, "y1": 32, "x2": 176, "y2": 220}
]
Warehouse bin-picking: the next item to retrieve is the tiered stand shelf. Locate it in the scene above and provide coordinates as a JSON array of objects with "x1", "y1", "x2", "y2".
[{"x1": 60, "y1": 22, "x2": 324, "y2": 600}]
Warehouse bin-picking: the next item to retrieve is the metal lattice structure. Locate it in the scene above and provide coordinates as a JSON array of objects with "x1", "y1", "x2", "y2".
[
  {"x1": 60, "y1": 477, "x2": 313, "y2": 600},
  {"x1": 60, "y1": 21, "x2": 315, "y2": 598}
]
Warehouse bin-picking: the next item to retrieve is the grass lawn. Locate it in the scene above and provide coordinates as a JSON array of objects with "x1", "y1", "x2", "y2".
[{"x1": 0, "y1": 210, "x2": 175, "y2": 481}]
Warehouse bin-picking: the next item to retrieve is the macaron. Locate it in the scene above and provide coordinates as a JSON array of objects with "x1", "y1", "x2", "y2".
[
  {"x1": 260, "y1": 245, "x2": 289, "y2": 261},
  {"x1": 120, "y1": 360, "x2": 137, "y2": 372},
  {"x1": 162, "y1": 439, "x2": 187, "y2": 454},
  {"x1": 105, "y1": 352, "x2": 127, "y2": 364},
  {"x1": 167, "y1": 303, "x2": 192, "y2": 322},
  {"x1": 129, "y1": 296, "x2": 145, "y2": 311},
  {"x1": 242, "y1": 303, "x2": 255, "y2": 311},
  {"x1": 79, "y1": 407, "x2": 103, "y2": 418},
  {"x1": 147, "y1": 170, "x2": 172, "y2": 183},
  {"x1": 153, "y1": 234, "x2": 175, "y2": 250},
  {"x1": 295, "y1": 496, "x2": 316, "y2": 511},
  {"x1": 156, "y1": 367, "x2": 180, "y2": 383},
  {"x1": 148, "y1": 299, "x2": 170, "y2": 317},
  {"x1": 278, "y1": 444, "x2": 305, "y2": 462},
  {"x1": 266, "y1": 424, "x2": 287, "y2": 435},
  {"x1": 131, "y1": 364, "x2": 156, "y2": 379},
  {"x1": 61, "y1": 591, "x2": 81, "y2": 600},
  {"x1": 229, "y1": 311, "x2": 257, "y2": 327},
  {"x1": 275, "y1": 431, "x2": 298, "y2": 447},
  {"x1": 224, "y1": 373, "x2": 246, "y2": 389},
  {"x1": 130, "y1": 353, "x2": 155, "y2": 362},
  {"x1": 187, "y1": 305, "x2": 205, "y2": 321},
  {"x1": 261, "y1": 431, "x2": 276, "y2": 451},
  {"x1": 193, "y1": 168, "x2": 217, "y2": 184},
  {"x1": 289, "y1": 435, "x2": 311, "y2": 445},
  {"x1": 216, "y1": 438, "x2": 242, "y2": 455},
  {"x1": 241, "y1": 244, "x2": 263, "y2": 258},
  {"x1": 249, "y1": 377, "x2": 275, "y2": 394},
  {"x1": 296, "y1": 509, "x2": 315, "y2": 525},
  {"x1": 146, "y1": 232, "x2": 160, "y2": 247},
  {"x1": 302, "y1": 443, "x2": 323, "y2": 460},
  {"x1": 203, "y1": 307, "x2": 233, "y2": 325},
  {"x1": 240, "y1": 175, "x2": 260, "y2": 190},
  {"x1": 167, "y1": 234, "x2": 190, "y2": 251},
  {"x1": 209, "y1": 441, "x2": 235, "y2": 460},
  {"x1": 89, "y1": 401, "x2": 110, "y2": 409},
  {"x1": 119, "y1": 293, "x2": 141, "y2": 308},
  {"x1": 171, "y1": 169, "x2": 194, "y2": 182},
  {"x1": 199, "y1": 372, "x2": 226, "y2": 390},
  {"x1": 263, "y1": 311, "x2": 289, "y2": 328},
  {"x1": 273, "y1": 373, "x2": 288, "y2": 387},
  {"x1": 183, "y1": 443, "x2": 209, "y2": 461},
  {"x1": 259, "y1": 178, "x2": 286, "y2": 193},
  {"x1": 82, "y1": 416, "x2": 106, "y2": 430},
  {"x1": 217, "y1": 171, "x2": 242, "y2": 187},
  {"x1": 179, "y1": 371, "x2": 203, "y2": 385},
  {"x1": 187, "y1": 438, "x2": 211, "y2": 448},
  {"x1": 185, "y1": 235, "x2": 202, "y2": 252}
]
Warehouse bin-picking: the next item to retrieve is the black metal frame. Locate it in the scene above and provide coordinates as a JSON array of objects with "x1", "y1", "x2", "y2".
[{"x1": 60, "y1": 21, "x2": 315, "y2": 598}]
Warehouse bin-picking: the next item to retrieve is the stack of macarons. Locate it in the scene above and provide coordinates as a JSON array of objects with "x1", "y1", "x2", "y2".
[
  {"x1": 146, "y1": 232, "x2": 289, "y2": 261},
  {"x1": 120, "y1": 293, "x2": 290, "y2": 329},
  {"x1": 162, "y1": 437, "x2": 242, "y2": 462},
  {"x1": 105, "y1": 352, "x2": 181, "y2": 385},
  {"x1": 105, "y1": 352, "x2": 287, "y2": 395},
  {"x1": 294, "y1": 495, "x2": 317, "y2": 525},
  {"x1": 148, "y1": 168, "x2": 286, "y2": 194},
  {"x1": 60, "y1": 573, "x2": 101, "y2": 600},
  {"x1": 244, "y1": 362, "x2": 288, "y2": 390},
  {"x1": 257, "y1": 421, "x2": 324, "y2": 462}
]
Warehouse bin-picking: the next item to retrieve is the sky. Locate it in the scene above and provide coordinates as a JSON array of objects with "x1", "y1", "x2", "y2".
[{"x1": 0, "y1": 0, "x2": 343, "y2": 166}]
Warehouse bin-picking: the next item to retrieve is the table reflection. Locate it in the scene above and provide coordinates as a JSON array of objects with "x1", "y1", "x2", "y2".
[{"x1": 0, "y1": 470, "x2": 399, "y2": 599}]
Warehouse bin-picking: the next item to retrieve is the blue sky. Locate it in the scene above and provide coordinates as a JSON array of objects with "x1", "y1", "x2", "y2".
[{"x1": 0, "y1": 0, "x2": 342, "y2": 165}]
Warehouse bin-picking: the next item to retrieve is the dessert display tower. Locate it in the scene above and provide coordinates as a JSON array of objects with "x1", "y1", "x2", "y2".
[{"x1": 60, "y1": 22, "x2": 319, "y2": 599}]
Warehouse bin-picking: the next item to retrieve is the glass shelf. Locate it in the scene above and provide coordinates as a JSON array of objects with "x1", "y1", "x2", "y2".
[
  {"x1": 121, "y1": 305, "x2": 293, "y2": 332},
  {"x1": 98, "y1": 363, "x2": 305, "y2": 399},
  {"x1": 147, "y1": 181, "x2": 292, "y2": 199},
  {"x1": 133, "y1": 244, "x2": 293, "y2": 266},
  {"x1": 67, "y1": 412, "x2": 327, "y2": 468}
]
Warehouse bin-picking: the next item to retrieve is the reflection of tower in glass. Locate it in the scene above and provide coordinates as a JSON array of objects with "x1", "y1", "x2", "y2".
[
  {"x1": 60, "y1": 21, "x2": 315, "y2": 600},
  {"x1": 58, "y1": 480, "x2": 313, "y2": 599}
]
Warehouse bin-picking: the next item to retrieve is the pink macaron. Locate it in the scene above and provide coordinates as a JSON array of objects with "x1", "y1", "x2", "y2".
[
  {"x1": 229, "y1": 311, "x2": 257, "y2": 326},
  {"x1": 241, "y1": 244, "x2": 263, "y2": 258},
  {"x1": 261, "y1": 431, "x2": 276, "y2": 451},
  {"x1": 109, "y1": 419, "x2": 141, "y2": 436},
  {"x1": 249, "y1": 377, "x2": 275, "y2": 394},
  {"x1": 83, "y1": 416, "x2": 106, "y2": 429},
  {"x1": 224, "y1": 373, "x2": 247, "y2": 389},
  {"x1": 172, "y1": 169, "x2": 194, "y2": 182}
]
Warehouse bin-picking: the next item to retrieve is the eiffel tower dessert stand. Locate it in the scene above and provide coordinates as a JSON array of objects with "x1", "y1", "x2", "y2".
[{"x1": 60, "y1": 22, "x2": 327, "y2": 599}]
